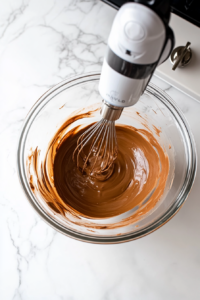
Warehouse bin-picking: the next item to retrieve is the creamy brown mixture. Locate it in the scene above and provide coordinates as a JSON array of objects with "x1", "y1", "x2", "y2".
[{"x1": 27, "y1": 108, "x2": 169, "y2": 224}]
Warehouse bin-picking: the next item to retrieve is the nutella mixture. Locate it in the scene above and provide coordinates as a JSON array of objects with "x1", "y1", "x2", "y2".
[
  {"x1": 27, "y1": 107, "x2": 170, "y2": 226},
  {"x1": 54, "y1": 125, "x2": 168, "y2": 218}
]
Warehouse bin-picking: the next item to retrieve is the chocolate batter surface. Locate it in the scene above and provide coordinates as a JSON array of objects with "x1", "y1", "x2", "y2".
[
  {"x1": 54, "y1": 125, "x2": 164, "y2": 218},
  {"x1": 27, "y1": 109, "x2": 169, "y2": 225}
]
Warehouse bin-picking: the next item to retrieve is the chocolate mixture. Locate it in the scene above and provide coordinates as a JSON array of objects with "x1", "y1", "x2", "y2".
[
  {"x1": 54, "y1": 125, "x2": 168, "y2": 218},
  {"x1": 27, "y1": 108, "x2": 169, "y2": 224}
]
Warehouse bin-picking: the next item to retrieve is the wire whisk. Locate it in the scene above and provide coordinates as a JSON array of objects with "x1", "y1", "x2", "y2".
[
  {"x1": 73, "y1": 102, "x2": 123, "y2": 180},
  {"x1": 73, "y1": 119, "x2": 118, "y2": 180}
]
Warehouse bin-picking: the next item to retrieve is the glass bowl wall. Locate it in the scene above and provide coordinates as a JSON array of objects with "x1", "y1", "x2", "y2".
[{"x1": 17, "y1": 73, "x2": 197, "y2": 243}]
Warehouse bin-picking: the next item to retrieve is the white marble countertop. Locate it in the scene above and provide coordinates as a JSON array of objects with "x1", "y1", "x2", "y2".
[{"x1": 0, "y1": 1, "x2": 200, "y2": 299}]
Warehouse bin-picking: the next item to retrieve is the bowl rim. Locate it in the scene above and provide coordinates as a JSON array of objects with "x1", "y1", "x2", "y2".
[{"x1": 17, "y1": 72, "x2": 197, "y2": 244}]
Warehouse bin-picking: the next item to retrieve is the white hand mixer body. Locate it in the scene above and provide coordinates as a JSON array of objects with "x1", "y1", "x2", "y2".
[{"x1": 99, "y1": 1, "x2": 174, "y2": 118}]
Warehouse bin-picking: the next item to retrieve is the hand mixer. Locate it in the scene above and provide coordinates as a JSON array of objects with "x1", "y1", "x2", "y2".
[{"x1": 73, "y1": 0, "x2": 174, "y2": 178}]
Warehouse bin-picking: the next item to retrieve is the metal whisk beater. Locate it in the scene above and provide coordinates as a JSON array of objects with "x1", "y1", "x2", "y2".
[{"x1": 73, "y1": 102, "x2": 123, "y2": 178}]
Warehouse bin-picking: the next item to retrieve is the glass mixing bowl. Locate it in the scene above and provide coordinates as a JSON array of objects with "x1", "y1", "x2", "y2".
[{"x1": 17, "y1": 73, "x2": 197, "y2": 243}]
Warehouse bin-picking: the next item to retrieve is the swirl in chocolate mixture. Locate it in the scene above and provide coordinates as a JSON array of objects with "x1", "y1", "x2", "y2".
[{"x1": 27, "y1": 108, "x2": 169, "y2": 226}]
